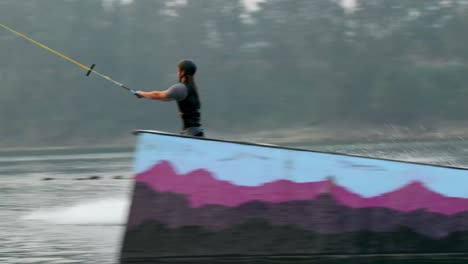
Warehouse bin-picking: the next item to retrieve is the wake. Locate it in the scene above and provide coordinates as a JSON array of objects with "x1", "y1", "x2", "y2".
[{"x1": 22, "y1": 198, "x2": 130, "y2": 225}]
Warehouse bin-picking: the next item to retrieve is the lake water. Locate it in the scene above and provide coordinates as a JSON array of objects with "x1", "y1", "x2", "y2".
[{"x1": 1, "y1": 140, "x2": 468, "y2": 263}]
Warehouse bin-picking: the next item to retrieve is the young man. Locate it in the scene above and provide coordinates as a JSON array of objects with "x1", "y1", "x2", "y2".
[{"x1": 132, "y1": 60, "x2": 204, "y2": 137}]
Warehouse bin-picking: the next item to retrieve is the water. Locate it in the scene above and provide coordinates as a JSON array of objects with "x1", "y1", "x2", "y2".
[
  {"x1": 0, "y1": 147, "x2": 134, "y2": 264},
  {"x1": 1, "y1": 140, "x2": 468, "y2": 263},
  {"x1": 309, "y1": 140, "x2": 468, "y2": 168}
]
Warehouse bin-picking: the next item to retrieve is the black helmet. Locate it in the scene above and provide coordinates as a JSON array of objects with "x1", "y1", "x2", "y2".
[{"x1": 178, "y1": 59, "x2": 197, "y2": 76}]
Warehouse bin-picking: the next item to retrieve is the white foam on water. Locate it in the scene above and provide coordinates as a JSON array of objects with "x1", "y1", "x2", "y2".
[
  {"x1": 23, "y1": 198, "x2": 130, "y2": 225},
  {"x1": 391, "y1": 154, "x2": 452, "y2": 164}
]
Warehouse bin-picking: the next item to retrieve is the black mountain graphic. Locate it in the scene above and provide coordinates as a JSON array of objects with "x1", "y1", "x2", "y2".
[
  {"x1": 121, "y1": 182, "x2": 468, "y2": 263},
  {"x1": 126, "y1": 183, "x2": 468, "y2": 238}
]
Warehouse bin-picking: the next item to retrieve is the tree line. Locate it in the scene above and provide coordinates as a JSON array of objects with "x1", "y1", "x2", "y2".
[{"x1": 1, "y1": 0, "x2": 467, "y2": 147}]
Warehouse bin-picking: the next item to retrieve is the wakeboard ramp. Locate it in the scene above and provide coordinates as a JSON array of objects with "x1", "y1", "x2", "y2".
[{"x1": 120, "y1": 130, "x2": 468, "y2": 264}]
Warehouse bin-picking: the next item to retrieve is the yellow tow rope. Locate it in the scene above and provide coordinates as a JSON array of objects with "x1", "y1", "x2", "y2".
[{"x1": 0, "y1": 23, "x2": 132, "y2": 91}]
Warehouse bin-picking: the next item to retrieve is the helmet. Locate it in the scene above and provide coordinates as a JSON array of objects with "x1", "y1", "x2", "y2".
[{"x1": 177, "y1": 59, "x2": 197, "y2": 76}]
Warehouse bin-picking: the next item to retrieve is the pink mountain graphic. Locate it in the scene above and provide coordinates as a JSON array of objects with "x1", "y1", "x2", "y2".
[{"x1": 135, "y1": 161, "x2": 468, "y2": 215}]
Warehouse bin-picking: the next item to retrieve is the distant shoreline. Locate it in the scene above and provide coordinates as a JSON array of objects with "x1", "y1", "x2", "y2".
[{"x1": 0, "y1": 143, "x2": 134, "y2": 153}]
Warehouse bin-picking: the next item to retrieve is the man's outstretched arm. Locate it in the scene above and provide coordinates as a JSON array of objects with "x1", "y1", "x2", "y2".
[
  {"x1": 133, "y1": 84, "x2": 186, "y2": 101},
  {"x1": 136, "y1": 90, "x2": 172, "y2": 101}
]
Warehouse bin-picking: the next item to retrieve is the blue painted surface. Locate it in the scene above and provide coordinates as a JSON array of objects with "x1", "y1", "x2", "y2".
[{"x1": 133, "y1": 132, "x2": 468, "y2": 198}]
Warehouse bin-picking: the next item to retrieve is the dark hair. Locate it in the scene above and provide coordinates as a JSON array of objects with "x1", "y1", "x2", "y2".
[
  {"x1": 177, "y1": 59, "x2": 197, "y2": 76},
  {"x1": 181, "y1": 74, "x2": 199, "y2": 95},
  {"x1": 178, "y1": 60, "x2": 199, "y2": 96}
]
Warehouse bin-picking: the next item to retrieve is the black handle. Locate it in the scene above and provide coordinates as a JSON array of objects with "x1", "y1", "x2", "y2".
[{"x1": 86, "y1": 64, "x2": 96, "y2": 76}]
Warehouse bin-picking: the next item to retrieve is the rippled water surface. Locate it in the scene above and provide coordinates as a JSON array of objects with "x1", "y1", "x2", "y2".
[{"x1": 0, "y1": 147, "x2": 134, "y2": 264}]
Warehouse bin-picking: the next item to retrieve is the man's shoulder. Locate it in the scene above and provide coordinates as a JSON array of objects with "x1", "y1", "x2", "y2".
[
  {"x1": 166, "y1": 83, "x2": 188, "y2": 101},
  {"x1": 169, "y1": 83, "x2": 187, "y2": 90}
]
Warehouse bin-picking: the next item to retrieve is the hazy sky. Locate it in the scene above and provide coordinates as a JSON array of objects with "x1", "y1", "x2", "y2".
[
  {"x1": 101, "y1": 0, "x2": 265, "y2": 11},
  {"x1": 101, "y1": 0, "x2": 356, "y2": 12}
]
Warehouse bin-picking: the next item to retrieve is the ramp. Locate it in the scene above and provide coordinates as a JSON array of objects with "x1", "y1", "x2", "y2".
[{"x1": 120, "y1": 131, "x2": 468, "y2": 263}]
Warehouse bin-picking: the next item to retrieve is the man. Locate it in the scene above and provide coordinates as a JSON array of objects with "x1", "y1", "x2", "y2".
[{"x1": 132, "y1": 60, "x2": 204, "y2": 137}]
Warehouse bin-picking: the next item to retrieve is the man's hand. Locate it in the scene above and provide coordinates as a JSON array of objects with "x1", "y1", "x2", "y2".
[{"x1": 130, "y1": 89, "x2": 143, "y2": 98}]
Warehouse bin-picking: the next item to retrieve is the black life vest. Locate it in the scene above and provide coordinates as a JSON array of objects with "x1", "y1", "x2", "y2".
[{"x1": 176, "y1": 82, "x2": 201, "y2": 129}]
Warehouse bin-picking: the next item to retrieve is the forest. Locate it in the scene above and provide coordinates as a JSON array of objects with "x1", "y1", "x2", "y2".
[{"x1": 1, "y1": 0, "x2": 467, "y2": 147}]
